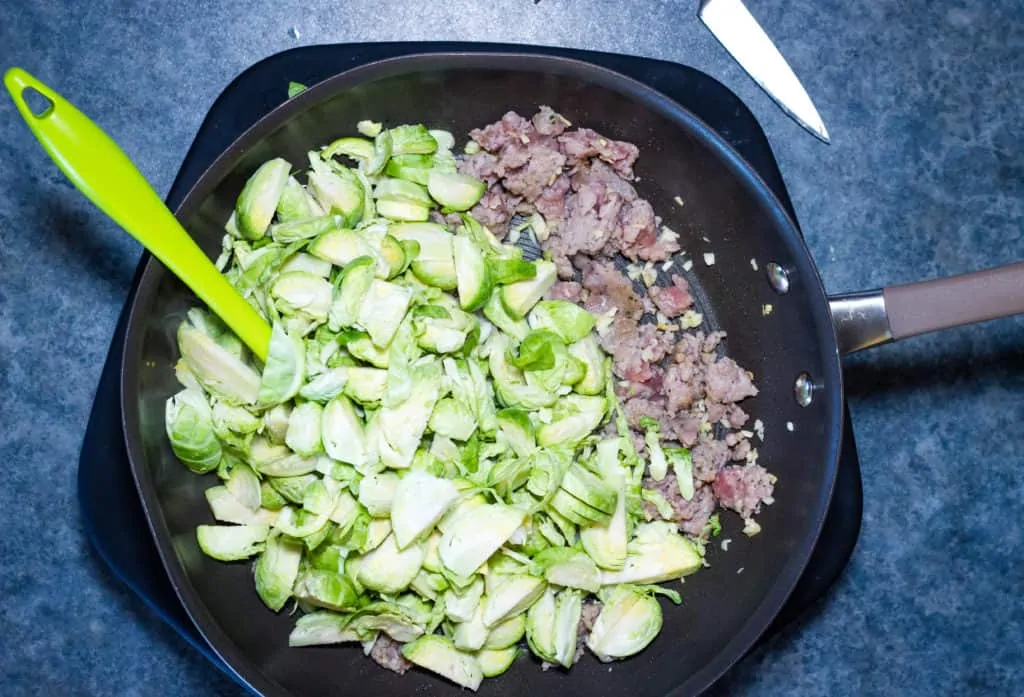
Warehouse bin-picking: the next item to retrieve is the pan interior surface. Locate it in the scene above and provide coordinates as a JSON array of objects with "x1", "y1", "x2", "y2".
[{"x1": 122, "y1": 53, "x2": 842, "y2": 697}]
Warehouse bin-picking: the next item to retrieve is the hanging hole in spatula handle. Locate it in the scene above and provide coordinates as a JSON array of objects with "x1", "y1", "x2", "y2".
[{"x1": 5, "y1": 68, "x2": 58, "y2": 120}]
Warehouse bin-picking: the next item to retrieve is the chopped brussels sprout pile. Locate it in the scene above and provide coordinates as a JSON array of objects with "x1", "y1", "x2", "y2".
[{"x1": 166, "y1": 120, "x2": 705, "y2": 690}]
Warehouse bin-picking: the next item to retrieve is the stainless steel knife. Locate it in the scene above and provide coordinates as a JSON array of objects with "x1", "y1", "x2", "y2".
[{"x1": 699, "y1": 0, "x2": 830, "y2": 143}]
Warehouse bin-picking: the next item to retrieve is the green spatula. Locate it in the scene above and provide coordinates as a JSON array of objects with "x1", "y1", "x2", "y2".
[{"x1": 4, "y1": 67, "x2": 272, "y2": 361}]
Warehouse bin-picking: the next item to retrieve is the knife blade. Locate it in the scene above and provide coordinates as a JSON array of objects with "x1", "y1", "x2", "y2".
[{"x1": 699, "y1": 0, "x2": 830, "y2": 143}]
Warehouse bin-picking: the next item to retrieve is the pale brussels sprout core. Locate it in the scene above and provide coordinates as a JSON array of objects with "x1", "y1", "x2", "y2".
[{"x1": 163, "y1": 115, "x2": 738, "y2": 690}]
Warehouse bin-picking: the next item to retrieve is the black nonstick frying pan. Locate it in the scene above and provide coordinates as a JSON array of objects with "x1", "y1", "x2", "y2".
[{"x1": 118, "y1": 53, "x2": 1024, "y2": 697}]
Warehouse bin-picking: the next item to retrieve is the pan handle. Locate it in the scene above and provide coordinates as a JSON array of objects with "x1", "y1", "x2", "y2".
[{"x1": 830, "y1": 263, "x2": 1024, "y2": 356}]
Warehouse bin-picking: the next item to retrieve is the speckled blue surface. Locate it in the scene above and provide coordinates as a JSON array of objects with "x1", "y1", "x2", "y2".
[{"x1": 1, "y1": 1, "x2": 1022, "y2": 695}]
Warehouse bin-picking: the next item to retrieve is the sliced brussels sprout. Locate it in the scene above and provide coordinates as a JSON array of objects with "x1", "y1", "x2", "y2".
[
  {"x1": 537, "y1": 394, "x2": 607, "y2": 447},
  {"x1": 288, "y1": 611, "x2": 361, "y2": 647},
  {"x1": 357, "y1": 471, "x2": 401, "y2": 518},
  {"x1": 531, "y1": 547, "x2": 602, "y2": 593},
  {"x1": 585, "y1": 585, "x2": 662, "y2": 662},
  {"x1": 165, "y1": 389, "x2": 222, "y2": 474},
  {"x1": 273, "y1": 504, "x2": 330, "y2": 538},
  {"x1": 483, "y1": 289, "x2": 530, "y2": 341},
  {"x1": 489, "y1": 258, "x2": 537, "y2": 286},
  {"x1": 439, "y1": 504, "x2": 527, "y2": 578},
  {"x1": 428, "y1": 397, "x2": 476, "y2": 442},
  {"x1": 568, "y1": 334, "x2": 606, "y2": 396},
  {"x1": 374, "y1": 177, "x2": 433, "y2": 206},
  {"x1": 248, "y1": 437, "x2": 318, "y2": 476},
  {"x1": 599, "y1": 522, "x2": 703, "y2": 586},
  {"x1": 204, "y1": 485, "x2": 278, "y2": 526},
  {"x1": 328, "y1": 256, "x2": 375, "y2": 331},
  {"x1": 307, "y1": 154, "x2": 365, "y2": 225},
  {"x1": 560, "y1": 461, "x2": 618, "y2": 516},
  {"x1": 444, "y1": 576, "x2": 485, "y2": 624},
  {"x1": 500, "y1": 260, "x2": 557, "y2": 320},
  {"x1": 495, "y1": 408, "x2": 536, "y2": 458},
  {"x1": 452, "y1": 234, "x2": 491, "y2": 312},
  {"x1": 401, "y1": 635, "x2": 483, "y2": 692},
  {"x1": 276, "y1": 176, "x2": 326, "y2": 223},
  {"x1": 549, "y1": 488, "x2": 612, "y2": 527},
  {"x1": 410, "y1": 569, "x2": 449, "y2": 601},
  {"x1": 356, "y1": 279, "x2": 413, "y2": 348},
  {"x1": 376, "y1": 198, "x2": 431, "y2": 222},
  {"x1": 325, "y1": 135, "x2": 375, "y2": 161},
  {"x1": 453, "y1": 604, "x2": 490, "y2": 652},
  {"x1": 270, "y1": 272, "x2": 333, "y2": 323},
  {"x1": 284, "y1": 402, "x2": 324, "y2": 456},
  {"x1": 293, "y1": 568, "x2": 360, "y2": 612},
  {"x1": 178, "y1": 324, "x2": 260, "y2": 405},
  {"x1": 262, "y1": 403, "x2": 292, "y2": 442},
  {"x1": 389, "y1": 223, "x2": 458, "y2": 290},
  {"x1": 487, "y1": 334, "x2": 558, "y2": 410},
  {"x1": 269, "y1": 213, "x2": 343, "y2": 244},
  {"x1": 390, "y1": 470, "x2": 459, "y2": 549},
  {"x1": 376, "y1": 359, "x2": 443, "y2": 469},
  {"x1": 384, "y1": 153, "x2": 433, "y2": 185},
  {"x1": 257, "y1": 323, "x2": 306, "y2": 407},
  {"x1": 388, "y1": 124, "x2": 438, "y2": 155},
  {"x1": 355, "y1": 533, "x2": 425, "y2": 595},
  {"x1": 428, "y1": 170, "x2": 486, "y2": 212},
  {"x1": 481, "y1": 574, "x2": 546, "y2": 628},
  {"x1": 267, "y1": 473, "x2": 318, "y2": 505},
  {"x1": 476, "y1": 646, "x2": 520, "y2": 678},
  {"x1": 254, "y1": 533, "x2": 303, "y2": 611},
  {"x1": 321, "y1": 395, "x2": 367, "y2": 469},
  {"x1": 235, "y1": 158, "x2": 291, "y2": 240},
  {"x1": 224, "y1": 463, "x2": 261, "y2": 511},
  {"x1": 528, "y1": 301, "x2": 596, "y2": 343},
  {"x1": 260, "y1": 481, "x2": 288, "y2": 511},
  {"x1": 667, "y1": 447, "x2": 694, "y2": 501},
  {"x1": 580, "y1": 440, "x2": 628, "y2": 571},
  {"x1": 195, "y1": 524, "x2": 269, "y2": 561},
  {"x1": 482, "y1": 613, "x2": 526, "y2": 650}
]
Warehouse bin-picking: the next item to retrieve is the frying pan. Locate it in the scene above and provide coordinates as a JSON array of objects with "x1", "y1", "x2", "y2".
[{"x1": 118, "y1": 53, "x2": 1024, "y2": 697}]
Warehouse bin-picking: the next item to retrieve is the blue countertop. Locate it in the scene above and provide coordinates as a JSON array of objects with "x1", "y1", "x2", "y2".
[{"x1": 1, "y1": 1, "x2": 1021, "y2": 695}]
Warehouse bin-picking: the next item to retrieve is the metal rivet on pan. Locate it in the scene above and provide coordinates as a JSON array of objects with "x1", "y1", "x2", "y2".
[
  {"x1": 794, "y1": 373, "x2": 814, "y2": 407},
  {"x1": 766, "y1": 263, "x2": 790, "y2": 294}
]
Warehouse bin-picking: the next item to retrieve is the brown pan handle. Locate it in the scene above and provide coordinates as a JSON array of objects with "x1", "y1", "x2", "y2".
[{"x1": 829, "y1": 263, "x2": 1024, "y2": 356}]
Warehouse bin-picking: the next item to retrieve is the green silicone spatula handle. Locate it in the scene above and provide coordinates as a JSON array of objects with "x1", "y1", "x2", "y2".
[{"x1": 4, "y1": 67, "x2": 272, "y2": 362}]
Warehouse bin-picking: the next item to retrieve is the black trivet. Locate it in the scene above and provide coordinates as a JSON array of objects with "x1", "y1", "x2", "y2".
[{"x1": 78, "y1": 41, "x2": 862, "y2": 693}]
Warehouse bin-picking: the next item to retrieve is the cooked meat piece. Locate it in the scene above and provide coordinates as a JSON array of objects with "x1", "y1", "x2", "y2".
[
  {"x1": 614, "y1": 200, "x2": 662, "y2": 261},
  {"x1": 579, "y1": 600, "x2": 602, "y2": 634},
  {"x1": 730, "y1": 438, "x2": 752, "y2": 461},
  {"x1": 533, "y1": 104, "x2": 570, "y2": 136},
  {"x1": 649, "y1": 274, "x2": 693, "y2": 318},
  {"x1": 662, "y1": 361, "x2": 703, "y2": 412},
  {"x1": 644, "y1": 474, "x2": 717, "y2": 536},
  {"x1": 622, "y1": 396, "x2": 668, "y2": 427},
  {"x1": 459, "y1": 150, "x2": 502, "y2": 183},
  {"x1": 581, "y1": 261, "x2": 644, "y2": 319},
  {"x1": 546, "y1": 281, "x2": 584, "y2": 302},
  {"x1": 369, "y1": 635, "x2": 413, "y2": 675},
  {"x1": 534, "y1": 173, "x2": 571, "y2": 223},
  {"x1": 469, "y1": 184, "x2": 520, "y2": 235},
  {"x1": 712, "y1": 464, "x2": 775, "y2": 520},
  {"x1": 502, "y1": 138, "x2": 566, "y2": 201},
  {"x1": 706, "y1": 357, "x2": 758, "y2": 403},
  {"x1": 667, "y1": 413, "x2": 702, "y2": 447},
  {"x1": 692, "y1": 436, "x2": 730, "y2": 483},
  {"x1": 558, "y1": 127, "x2": 640, "y2": 176},
  {"x1": 470, "y1": 110, "x2": 535, "y2": 151}
]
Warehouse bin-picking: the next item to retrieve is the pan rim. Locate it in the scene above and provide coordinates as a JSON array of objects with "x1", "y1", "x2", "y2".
[{"x1": 120, "y1": 50, "x2": 844, "y2": 697}]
